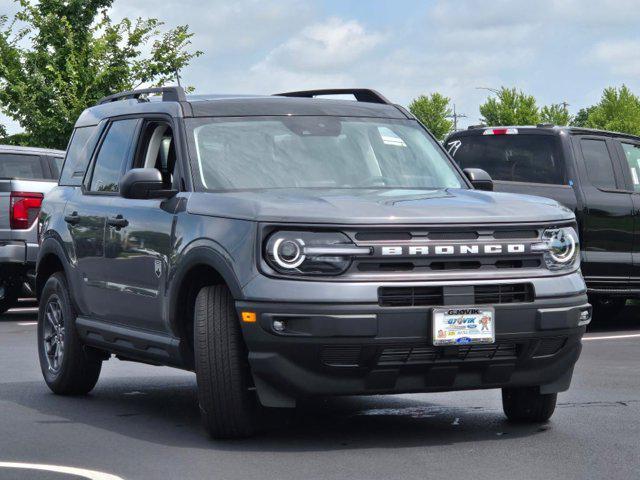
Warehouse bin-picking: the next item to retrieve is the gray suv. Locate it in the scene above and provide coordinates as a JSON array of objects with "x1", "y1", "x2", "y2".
[{"x1": 37, "y1": 87, "x2": 591, "y2": 438}]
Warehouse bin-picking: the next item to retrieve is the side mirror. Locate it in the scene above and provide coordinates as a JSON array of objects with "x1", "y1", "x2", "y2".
[
  {"x1": 119, "y1": 168, "x2": 177, "y2": 200},
  {"x1": 463, "y1": 168, "x2": 494, "y2": 191}
]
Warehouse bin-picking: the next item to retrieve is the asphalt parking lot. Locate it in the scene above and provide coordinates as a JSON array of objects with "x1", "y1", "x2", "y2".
[{"x1": 1, "y1": 301, "x2": 639, "y2": 480}]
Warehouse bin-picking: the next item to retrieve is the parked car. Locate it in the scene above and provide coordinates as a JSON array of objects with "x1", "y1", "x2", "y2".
[
  {"x1": 37, "y1": 87, "x2": 591, "y2": 438},
  {"x1": 446, "y1": 125, "x2": 640, "y2": 317},
  {"x1": 0, "y1": 145, "x2": 63, "y2": 314}
]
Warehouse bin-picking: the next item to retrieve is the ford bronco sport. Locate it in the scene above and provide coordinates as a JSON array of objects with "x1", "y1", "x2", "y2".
[{"x1": 37, "y1": 87, "x2": 591, "y2": 438}]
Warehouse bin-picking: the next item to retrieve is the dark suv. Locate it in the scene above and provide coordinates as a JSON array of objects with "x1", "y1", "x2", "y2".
[
  {"x1": 37, "y1": 87, "x2": 591, "y2": 438},
  {"x1": 446, "y1": 125, "x2": 640, "y2": 317}
]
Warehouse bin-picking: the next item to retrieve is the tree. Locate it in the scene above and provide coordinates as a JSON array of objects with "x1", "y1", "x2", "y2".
[
  {"x1": 571, "y1": 106, "x2": 595, "y2": 128},
  {"x1": 409, "y1": 93, "x2": 454, "y2": 141},
  {"x1": 479, "y1": 87, "x2": 540, "y2": 126},
  {"x1": 540, "y1": 103, "x2": 571, "y2": 126},
  {"x1": 585, "y1": 85, "x2": 640, "y2": 136},
  {"x1": 0, "y1": 0, "x2": 201, "y2": 149}
]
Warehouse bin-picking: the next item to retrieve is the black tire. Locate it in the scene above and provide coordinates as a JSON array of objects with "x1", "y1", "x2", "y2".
[
  {"x1": 502, "y1": 387, "x2": 557, "y2": 423},
  {"x1": 37, "y1": 273, "x2": 102, "y2": 395},
  {"x1": 194, "y1": 284, "x2": 258, "y2": 439},
  {"x1": 590, "y1": 296, "x2": 626, "y2": 321},
  {"x1": 0, "y1": 283, "x2": 20, "y2": 315}
]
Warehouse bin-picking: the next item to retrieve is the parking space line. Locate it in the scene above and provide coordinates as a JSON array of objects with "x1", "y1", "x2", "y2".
[
  {"x1": 0, "y1": 462, "x2": 124, "y2": 480},
  {"x1": 17, "y1": 322, "x2": 37, "y2": 326},
  {"x1": 584, "y1": 333, "x2": 640, "y2": 341}
]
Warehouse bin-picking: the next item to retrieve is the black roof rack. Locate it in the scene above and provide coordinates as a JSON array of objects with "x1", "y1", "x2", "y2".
[
  {"x1": 537, "y1": 123, "x2": 555, "y2": 128},
  {"x1": 97, "y1": 86, "x2": 187, "y2": 105},
  {"x1": 274, "y1": 88, "x2": 392, "y2": 105},
  {"x1": 467, "y1": 124, "x2": 486, "y2": 130}
]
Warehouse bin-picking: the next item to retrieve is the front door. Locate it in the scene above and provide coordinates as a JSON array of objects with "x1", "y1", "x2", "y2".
[
  {"x1": 613, "y1": 138, "x2": 640, "y2": 287},
  {"x1": 101, "y1": 118, "x2": 179, "y2": 333},
  {"x1": 573, "y1": 135, "x2": 634, "y2": 287}
]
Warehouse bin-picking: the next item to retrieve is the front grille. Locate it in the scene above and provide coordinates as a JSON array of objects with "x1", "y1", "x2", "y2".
[
  {"x1": 378, "y1": 286, "x2": 444, "y2": 307},
  {"x1": 378, "y1": 283, "x2": 534, "y2": 307},
  {"x1": 474, "y1": 283, "x2": 534, "y2": 304},
  {"x1": 377, "y1": 342, "x2": 517, "y2": 366}
]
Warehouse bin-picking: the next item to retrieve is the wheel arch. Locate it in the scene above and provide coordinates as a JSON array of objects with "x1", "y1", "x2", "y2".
[
  {"x1": 169, "y1": 245, "x2": 245, "y2": 368},
  {"x1": 36, "y1": 236, "x2": 72, "y2": 301}
]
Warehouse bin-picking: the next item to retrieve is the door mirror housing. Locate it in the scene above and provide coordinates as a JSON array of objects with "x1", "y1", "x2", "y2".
[
  {"x1": 463, "y1": 168, "x2": 494, "y2": 191},
  {"x1": 119, "y1": 168, "x2": 177, "y2": 199}
]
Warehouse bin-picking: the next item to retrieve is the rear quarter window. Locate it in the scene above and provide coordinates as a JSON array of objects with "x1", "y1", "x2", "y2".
[
  {"x1": 0, "y1": 153, "x2": 46, "y2": 179},
  {"x1": 59, "y1": 125, "x2": 99, "y2": 186},
  {"x1": 448, "y1": 134, "x2": 566, "y2": 185}
]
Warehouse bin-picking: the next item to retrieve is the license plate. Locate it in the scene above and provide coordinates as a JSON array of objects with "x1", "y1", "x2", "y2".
[{"x1": 432, "y1": 307, "x2": 495, "y2": 346}]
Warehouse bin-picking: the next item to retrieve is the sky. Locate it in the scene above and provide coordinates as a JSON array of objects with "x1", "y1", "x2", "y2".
[{"x1": 2, "y1": 0, "x2": 640, "y2": 134}]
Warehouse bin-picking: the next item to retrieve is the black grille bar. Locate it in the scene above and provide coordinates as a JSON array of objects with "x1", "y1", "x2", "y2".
[{"x1": 378, "y1": 283, "x2": 534, "y2": 307}]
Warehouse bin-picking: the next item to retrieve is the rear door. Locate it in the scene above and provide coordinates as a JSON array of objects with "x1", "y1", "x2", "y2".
[
  {"x1": 613, "y1": 138, "x2": 640, "y2": 286},
  {"x1": 447, "y1": 131, "x2": 579, "y2": 211},
  {"x1": 65, "y1": 118, "x2": 139, "y2": 320},
  {"x1": 572, "y1": 135, "x2": 633, "y2": 285}
]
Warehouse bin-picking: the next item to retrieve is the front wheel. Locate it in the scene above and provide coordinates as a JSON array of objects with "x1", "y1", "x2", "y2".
[
  {"x1": 37, "y1": 273, "x2": 102, "y2": 395},
  {"x1": 502, "y1": 387, "x2": 557, "y2": 423},
  {"x1": 194, "y1": 284, "x2": 259, "y2": 439}
]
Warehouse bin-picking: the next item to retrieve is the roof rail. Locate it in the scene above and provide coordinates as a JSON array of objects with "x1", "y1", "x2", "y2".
[
  {"x1": 537, "y1": 123, "x2": 555, "y2": 128},
  {"x1": 97, "y1": 86, "x2": 187, "y2": 105},
  {"x1": 467, "y1": 124, "x2": 486, "y2": 130},
  {"x1": 274, "y1": 88, "x2": 392, "y2": 105}
]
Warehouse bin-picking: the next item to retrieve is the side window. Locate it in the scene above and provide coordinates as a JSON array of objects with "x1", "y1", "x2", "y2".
[
  {"x1": 59, "y1": 126, "x2": 98, "y2": 186},
  {"x1": 90, "y1": 119, "x2": 138, "y2": 193},
  {"x1": 621, "y1": 142, "x2": 640, "y2": 192},
  {"x1": 133, "y1": 120, "x2": 176, "y2": 188},
  {"x1": 580, "y1": 138, "x2": 617, "y2": 190}
]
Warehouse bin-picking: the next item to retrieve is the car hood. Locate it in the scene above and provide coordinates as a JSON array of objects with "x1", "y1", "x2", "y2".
[{"x1": 186, "y1": 188, "x2": 574, "y2": 225}]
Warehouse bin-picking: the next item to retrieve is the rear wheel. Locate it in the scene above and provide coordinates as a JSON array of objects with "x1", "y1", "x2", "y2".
[
  {"x1": 194, "y1": 284, "x2": 258, "y2": 439},
  {"x1": 502, "y1": 387, "x2": 557, "y2": 423},
  {"x1": 37, "y1": 273, "x2": 102, "y2": 395},
  {"x1": 0, "y1": 283, "x2": 20, "y2": 315}
]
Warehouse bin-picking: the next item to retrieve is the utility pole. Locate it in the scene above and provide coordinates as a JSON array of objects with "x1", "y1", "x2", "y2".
[
  {"x1": 175, "y1": 69, "x2": 182, "y2": 88},
  {"x1": 447, "y1": 104, "x2": 467, "y2": 131}
]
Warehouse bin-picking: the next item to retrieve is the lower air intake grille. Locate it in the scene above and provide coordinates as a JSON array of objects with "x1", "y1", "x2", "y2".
[
  {"x1": 377, "y1": 342, "x2": 517, "y2": 366},
  {"x1": 533, "y1": 337, "x2": 567, "y2": 357},
  {"x1": 321, "y1": 346, "x2": 362, "y2": 367}
]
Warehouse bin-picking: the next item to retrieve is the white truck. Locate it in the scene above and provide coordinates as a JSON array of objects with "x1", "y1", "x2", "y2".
[{"x1": 0, "y1": 145, "x2": 64, "y2": 314}]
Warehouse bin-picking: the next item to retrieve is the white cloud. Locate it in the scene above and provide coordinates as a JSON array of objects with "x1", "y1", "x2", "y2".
[
  {"x1": 253, "y1": 18, "x2": 384, "y2": 74},
  {"x1": 591, "y1": 40, "x2": 640, "y2": 76}
]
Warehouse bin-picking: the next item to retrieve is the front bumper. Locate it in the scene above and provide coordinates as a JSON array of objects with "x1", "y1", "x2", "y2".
[{"x1": 237, "y1": 282, "x2": 589, "y2": 407}]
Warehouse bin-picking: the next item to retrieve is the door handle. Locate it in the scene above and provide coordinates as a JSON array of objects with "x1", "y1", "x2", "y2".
[
  {"x1": 64, "y1": 212, "x2": 80, "y2": 225},
  {"x1": 107, "y1": 215, "x2": 129, "y2": 229}
]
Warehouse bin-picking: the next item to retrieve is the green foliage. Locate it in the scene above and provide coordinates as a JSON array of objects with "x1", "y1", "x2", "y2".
[
  {"x1": 479, "y1": 87, "x2": 540, "y2": 126},
  {"x1": 585, "y1": 85, "x2": 640, "y2": 136},
  {"x1": 0, "y1": 0, "x2": 202, "y2": 149},
  {"x1": 540, "y1": 103, "x2": 571, "y2": 126},
  {"x1": 408, "y1": 93, "x2": 454, "y2": 141},
  {"x1": 571, "y1": 106, "x2": 595, "y2": 128}
]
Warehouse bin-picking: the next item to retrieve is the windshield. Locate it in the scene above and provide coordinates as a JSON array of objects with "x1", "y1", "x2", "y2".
[
  {"x1": 447, "y1": 134, "x2": 565, "y2": 185},
  {"x1": 187, "y1": 116, "x2": 465, "y2": 191}
]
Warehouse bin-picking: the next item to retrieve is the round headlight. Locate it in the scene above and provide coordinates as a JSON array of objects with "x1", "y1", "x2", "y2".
[
  {"x1": 540, "y1": 227, "x2": 579, "y2": 270},
  {"x1": 272, "y1": 238, "x2": 306, "y2": 269}
]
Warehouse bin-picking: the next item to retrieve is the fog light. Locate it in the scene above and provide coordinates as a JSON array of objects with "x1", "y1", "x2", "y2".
[
  {"x1": 578, "y1": 308, "x2": 592, "y2": 326},
  {"x1": 273, "y1": 319, "x2": 286, "y2": 332}
]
